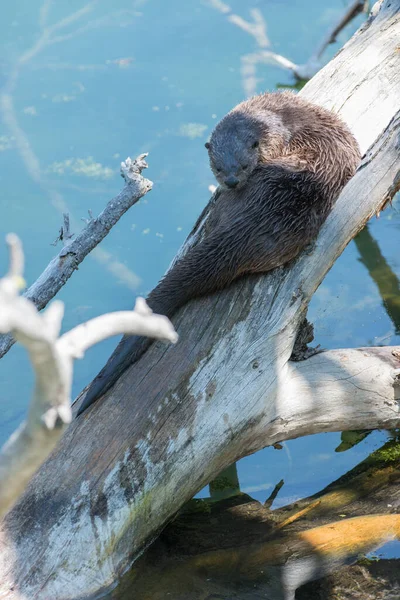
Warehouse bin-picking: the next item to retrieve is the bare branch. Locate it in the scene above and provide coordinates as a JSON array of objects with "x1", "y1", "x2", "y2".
[
  {"x1": 240, "y1": 50, "x2": 311, "y2": 96},
  {"x1": 59, "y1": 300, "x2": 178, "y2": 359},
  {"x1": 264, "y1": 479, "x2": 284, "y2": 509},
  {"x1": 0, "y1": 236, "x2": 177, "y2": 519},
  {"x1": 314, "y1": 0, "x2": 367, "y2": 61},
  {"x1": 216, "y1": 1, "x2": 368, "y2": 95},
  {"x1": 81, "y1": 209, "x2": 94, "y2": 224},
  {"x1": 0, "y1": 155, "x2": 152, "y2": 359}
]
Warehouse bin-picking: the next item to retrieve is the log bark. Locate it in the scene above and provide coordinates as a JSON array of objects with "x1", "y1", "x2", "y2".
[{"x1": 1, "y1": 1, "x2": 400, "y2": 598}]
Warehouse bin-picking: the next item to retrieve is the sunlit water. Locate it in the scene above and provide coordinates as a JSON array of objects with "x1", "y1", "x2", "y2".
[{"x1": 1, "y1": 0, "x2": 399, "y2": 596}]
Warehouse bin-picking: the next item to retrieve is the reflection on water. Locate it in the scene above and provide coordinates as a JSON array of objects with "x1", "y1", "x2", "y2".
[
  {"x1": 112, "y1": 438, "x2": 400, "y2": 599},
  {"x1": 1, "y1": 0, "x2": 399, "y2": 597},
  {"x1": 355, "y1": 226, "x2": 400, "y2": 335}
]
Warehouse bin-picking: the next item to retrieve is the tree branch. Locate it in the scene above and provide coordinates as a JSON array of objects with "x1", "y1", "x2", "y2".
[
  {"x1": 0, "y1": 236, "x2": 176, "y2": 519},
  {"x1": 0, "y1": 155, "x2": 152, "y2": 360},
  {"x1": 219, "y1": 0, "x2": 369, "y2": 96},
  {"x1": 313, "y1": 0, "x2": 367, "y2": 61}
]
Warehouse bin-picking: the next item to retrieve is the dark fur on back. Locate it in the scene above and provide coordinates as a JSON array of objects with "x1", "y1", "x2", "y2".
[{"x1": 77, "y1": 92, "x2": 361, "y2": 416}]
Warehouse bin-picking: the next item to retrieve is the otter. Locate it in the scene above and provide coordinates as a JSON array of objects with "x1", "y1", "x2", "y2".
[{"x1": 77, "y1": 91, "x2": 360, "y2": 416}]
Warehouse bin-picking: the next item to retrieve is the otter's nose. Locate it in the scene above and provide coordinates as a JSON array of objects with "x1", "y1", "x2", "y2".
[{"x1": 225, "y1": 176, "x2": 239, "y2": 188}]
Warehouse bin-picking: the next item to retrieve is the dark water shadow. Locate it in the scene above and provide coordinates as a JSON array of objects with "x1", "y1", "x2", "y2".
[
  {"x1": 111, "y1": 434, "x2": 400, "y2": 599},
  {"x1": 355, "y1": 224, "x2": 400, "y2": 334}
]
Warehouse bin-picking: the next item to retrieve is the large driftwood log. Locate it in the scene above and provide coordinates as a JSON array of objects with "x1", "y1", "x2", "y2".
[{"x1": 1, "y1": 1, "x2": 400, "y2": 598}]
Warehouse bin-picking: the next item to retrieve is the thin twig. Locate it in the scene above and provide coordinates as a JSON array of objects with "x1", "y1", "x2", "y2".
[
  {"x1": 264, "y1": 479, "x2": 284, "y2": 509},
  {"x1": 314, "y1": 0, "x2": 367, "y2": 60}
]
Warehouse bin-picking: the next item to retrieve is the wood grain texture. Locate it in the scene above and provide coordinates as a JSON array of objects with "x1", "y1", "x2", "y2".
[{"x1": 0, "y1": 2, "x2": 400, "y2": 598}]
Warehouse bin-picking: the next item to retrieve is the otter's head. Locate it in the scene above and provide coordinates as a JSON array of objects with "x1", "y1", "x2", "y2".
[
  {"x1": 205, "y1": 110, "x2": 290, "y2": 189},
  {"x1": 205, "y1": 113, "x2": 260, "y2": 189}
]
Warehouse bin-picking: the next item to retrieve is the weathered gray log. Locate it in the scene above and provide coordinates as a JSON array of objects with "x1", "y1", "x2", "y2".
[
  {"x1": 1, "y1": 1, "x2": 400, "y2": 598},
  {"x1": 0, "y1": 155, "x2": 152, "y2": 359}
]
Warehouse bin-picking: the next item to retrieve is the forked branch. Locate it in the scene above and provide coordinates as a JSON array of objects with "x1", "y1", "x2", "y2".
[{"x1": 0, "y1": 235, "x2": 177, "y2": 519}]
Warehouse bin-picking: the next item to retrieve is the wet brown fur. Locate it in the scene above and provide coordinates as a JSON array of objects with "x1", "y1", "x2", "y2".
[{"x1": 77, "y1": 92, "x2": 361, "y2": 416}]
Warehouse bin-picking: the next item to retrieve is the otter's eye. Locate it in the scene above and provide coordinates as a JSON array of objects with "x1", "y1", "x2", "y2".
[
  {"x1": 216, "y1": 168, "x2": 221, "y2": 173},
  {"x1": 242, "y1": 164, "x2": 248, "y2": 170},
  {"x1": 252, "y1": 141, "x2": 259, "y2": 149},
  {"x1": 205, "y1": 142, "x2": 210, "y2": 150}
]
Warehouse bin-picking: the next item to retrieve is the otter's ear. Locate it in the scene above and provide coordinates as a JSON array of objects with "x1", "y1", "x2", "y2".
[
  {"x1": 205, "y1": 142, "x2": 210, "y2": 150},
  {"x1": 252, "y1": 141, "x2": 259, "y2": 149}
]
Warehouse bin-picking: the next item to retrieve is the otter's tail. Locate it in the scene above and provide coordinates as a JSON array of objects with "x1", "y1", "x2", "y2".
[{"x1": 76, "y1": 334, "x2": 152, "y2": 416}]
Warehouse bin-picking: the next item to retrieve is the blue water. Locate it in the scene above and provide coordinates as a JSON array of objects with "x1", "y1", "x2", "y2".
[{"x1": 1, "y1": 0, "x2": 399, "y2": 584}]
